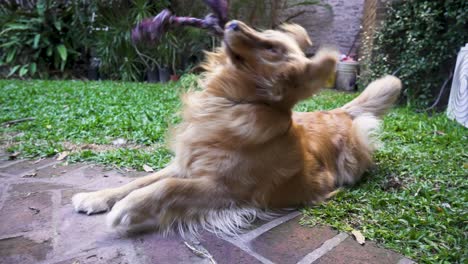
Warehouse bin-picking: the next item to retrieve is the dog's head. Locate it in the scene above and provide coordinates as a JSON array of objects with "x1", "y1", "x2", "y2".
[{"x1": 218, "y1": 20, "x2": 337, "y2": 107}]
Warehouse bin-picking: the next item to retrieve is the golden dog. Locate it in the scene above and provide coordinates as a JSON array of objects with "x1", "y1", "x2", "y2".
[{"x1": 72, "y1": 21, "x2": 401, "y2": 235}]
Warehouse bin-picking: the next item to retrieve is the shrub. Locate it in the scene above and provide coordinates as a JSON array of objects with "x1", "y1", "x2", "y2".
[
  {"x1": 91, "y1": 0, "x2": 160, "y2": 81},
  {"x1": 0, "y1": 0, "x2": 93, "y2": 78},
  {"x1": 92, "y1": 0, "x2": 213, "y2": 81},
  {"x1": 364, "y1": 0, "x2": 467, "y2": 108}
]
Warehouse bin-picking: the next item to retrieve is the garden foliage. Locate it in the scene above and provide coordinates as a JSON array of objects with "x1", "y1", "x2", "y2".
[
  {"x1": 0, "y1": 0, "x2": 213, "y2": 81},
  {"x1": 0, "y1": 0, "x2": 330, "y2": 81},
  {"x1": 365, "y1": 0, "x2": 467, "y2": 107},
  {"x1": 0, "y1": 0, "x2": 93, "y2": 78}
]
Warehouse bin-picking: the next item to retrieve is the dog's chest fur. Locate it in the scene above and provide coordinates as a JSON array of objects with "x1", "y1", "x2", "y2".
[{"x1": 171, "y1": 95, "x2": 304, "y2": 199}]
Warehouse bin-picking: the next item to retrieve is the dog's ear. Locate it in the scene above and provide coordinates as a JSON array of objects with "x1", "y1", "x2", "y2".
[{"x1": 279, "y1": 24, "x2": 312, "y2": 51}]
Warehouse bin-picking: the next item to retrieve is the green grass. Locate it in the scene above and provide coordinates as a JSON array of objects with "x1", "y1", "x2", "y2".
[
  {"x1": 0, "y1": 77, "x2": 192, "y2": 169},
  {"x1": 299, "y1": 96, "x2": 467, "y2": 263},
  {"x1": 1, "y1": 76, "x2": 466, "y2": 263}
]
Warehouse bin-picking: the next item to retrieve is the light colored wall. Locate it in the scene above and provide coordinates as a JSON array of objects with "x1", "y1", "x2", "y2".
[{"x1": 284, "y1": 0, "x2": 365, "y2": 56}]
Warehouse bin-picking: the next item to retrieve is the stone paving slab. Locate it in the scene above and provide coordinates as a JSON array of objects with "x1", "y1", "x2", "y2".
[
  {"x1": 0, "y1": 235, "x2": 52, "y2": 264},
  {"x1": 0, "y1": 159, "x2": 59, "y2": 177},
  {"x1": 199, "y1": 232, "x2": 263, "y2": 264},
  {"x1": 31, "y1": 162, "x2": 84, "y2": 179},
  {"x1": 133, "y1": 233, "x2": 207, "y2": 264},
  {"x1": 314, "y1": 237, "x2": 403, "y2": 264},
  {"x1": 0, "y1": 156, "x2": 416, "y2": 264},
  {"x1": 250, "y1": 219, "x2": 338, "y2": 264},
  {"x1": 0, "y1": 191, "x2": 53, "y2": 235}
]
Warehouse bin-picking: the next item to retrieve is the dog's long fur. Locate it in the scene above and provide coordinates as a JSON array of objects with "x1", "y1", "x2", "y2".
[{"x1": 72, "y1": 21, "x2": 401, "y2": 236}]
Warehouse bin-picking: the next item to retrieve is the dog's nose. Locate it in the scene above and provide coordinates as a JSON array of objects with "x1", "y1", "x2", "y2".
[{"x1": 226, "y1": 22, "x2": 239, "y2": 31}]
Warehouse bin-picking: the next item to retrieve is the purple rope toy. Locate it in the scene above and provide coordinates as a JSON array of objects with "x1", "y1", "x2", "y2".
[{"x1": 131, "y1": 0, "x2": 229, "y2": 44}]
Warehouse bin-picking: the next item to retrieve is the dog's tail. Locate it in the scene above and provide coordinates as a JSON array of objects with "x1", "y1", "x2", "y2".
[{"x1": 341, "y1": 75, "x2": 402, "y2": 118}]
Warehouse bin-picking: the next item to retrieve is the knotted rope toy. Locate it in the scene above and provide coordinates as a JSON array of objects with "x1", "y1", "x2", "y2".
[{"x1": 131, "y1": 0, "x2": 229, "y2": 44}]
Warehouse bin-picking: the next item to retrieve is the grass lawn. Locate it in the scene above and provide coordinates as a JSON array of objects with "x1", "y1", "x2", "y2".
[{"x1": 1, "y1": 76, "x2": 466, "y2": 263}]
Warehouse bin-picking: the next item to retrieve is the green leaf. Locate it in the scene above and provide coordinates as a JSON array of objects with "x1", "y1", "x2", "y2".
[
  {"x1": 7, "y1": 65, "x2": 20, "y2": 77},
  {"x1": 3, "y1": 23, "x2": 29, "y2": 31},
  {"x1": 36, "y1": 1, "x2": 45, "y2": 16},
  {"x1": 33, "y1": 34, "x2": 41, "y2": 49},
  {"x1": 60, "y1": 60, "x2": 65, "y2": 72},
  {"x1": 54, "y1": 20, "x2": 62, "y2": 31},
  {"x1": 56, "y1": 44, "x2": 67, "y2": 61},
  {"x1": 290, "y1": 0, "x2": 321, "y2": 7},
  {"x1": 46, "y1": 46, "x2": 53, "y2": 57},
  {"x1": 6, "y1": 49, "x2": 16, "y2": 63},
  {"x1": 19, "y1": 65, "x2": 29, "y2": 77},
  {"x1": 0, "y1": 40, "x2": 20, "y2": 49},
  {"x1": 30, "y1": 63, "x2": 37, "y2": 75}
]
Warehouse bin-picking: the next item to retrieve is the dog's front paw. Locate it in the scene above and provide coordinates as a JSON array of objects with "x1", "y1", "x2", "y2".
[
  {"x1": 72, "y1": 191, "x2": 113, "y2": 215},
  {"x1": 106, "y1": 195, "x2": 156, "y2": 232}
]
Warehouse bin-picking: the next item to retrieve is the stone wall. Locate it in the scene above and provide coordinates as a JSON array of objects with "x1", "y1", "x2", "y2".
[
  {"x1": 178, "y1": 0, "x2": 368, "y2": 57},
  {"x1": 284, "y1": 0, "x2": 365, "y2": 56}
]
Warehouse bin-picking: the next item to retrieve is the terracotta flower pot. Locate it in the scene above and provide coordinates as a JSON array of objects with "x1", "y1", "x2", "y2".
[{"x1": 170, "y1": 74, "x2": 180, "y2": 82}]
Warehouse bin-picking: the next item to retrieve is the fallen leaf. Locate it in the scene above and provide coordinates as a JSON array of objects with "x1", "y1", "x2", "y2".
[
  {"x1": 352, "y1": 230, "x2": 365, "y2": 245},
  {"x1": 441, "y1": 203, "x2": 451, "y2": 209},
  {"x1": 143, "y1": 164, "x2": 154, "y2": 172},
  {"x1": 22, "y1": 171, "x2": 37, "y2": 178},
  {"x1": 28, "y1": 207, "x2": 40, "y2": 214},
  {"x1": 56, "y1": 151, "x2": 69, "y2": 161},
  {"x1": 112, "y1": 138, "x2": 127, "y2": 146}
]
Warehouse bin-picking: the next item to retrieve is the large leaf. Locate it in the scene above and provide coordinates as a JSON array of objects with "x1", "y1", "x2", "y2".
[
  {"x1": 60, "y1": 60, "x2": 66, "y2": 72},
  {"x1": 54, "y1": 20, "x2": 62, "y2": 31},
  {"x1": 56, "y1": 44, "x2": 67, "y2": 61},
  {"x1": 290, "y1": 0, "x2": 321, "y2": 7},
  {"x1": 19, "y1": 64, "x2": 29, "y2": 77},
  {"x1": 33, "y1": 34, "x2": 41, "y2": 49},
  {"x1": 6, "y1": 49, "x2": 16, "y2": 63},
  {"x1": 46, "y1": 46, "x2": 53, "y2": 56},
  {"x1": 7, "y1": 65, "x2": 20, "y2": 77},
  {"x1": 3, "y1": 23, "x2": 29, "y2": 31},
  {"x1": 0, "y1": 40, "x2": 19, "y2": 49},
  {"x1": 36, "y1": 1, "x2": 46, "y2": 16},
  {"x1": 30, "y1": 63, "x2": 37, "y2": 75}
]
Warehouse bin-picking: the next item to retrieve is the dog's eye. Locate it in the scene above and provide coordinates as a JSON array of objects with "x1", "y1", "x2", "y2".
[{"x1": 264, "y1": 44, "x2": 277, "y2": 53}]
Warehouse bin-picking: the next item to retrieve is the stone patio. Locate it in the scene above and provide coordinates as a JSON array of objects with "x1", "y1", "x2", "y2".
[{"x1": 0, "y1": 152, "x2": 415, "y2": 264}]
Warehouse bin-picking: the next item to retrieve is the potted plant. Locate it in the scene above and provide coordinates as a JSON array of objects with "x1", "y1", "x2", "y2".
[
  {"x1": 154, "y1": 37, "x2": 173, "y2": 83},
  {"x1": 92, "y1": 0, "x2": 170, "y2": 81},
  {"x1": 135, "y1": 45, "x2": 160, "y2": 83},
  {"x1": 147, "y1": 66, "x2": 160, "y2": 83},
  {"x1": 135, "y1": 34, "x2": 175, "y2": 83},
  {"x1": 169, "y1": 35, "x2": 182, "y2": 82}
]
